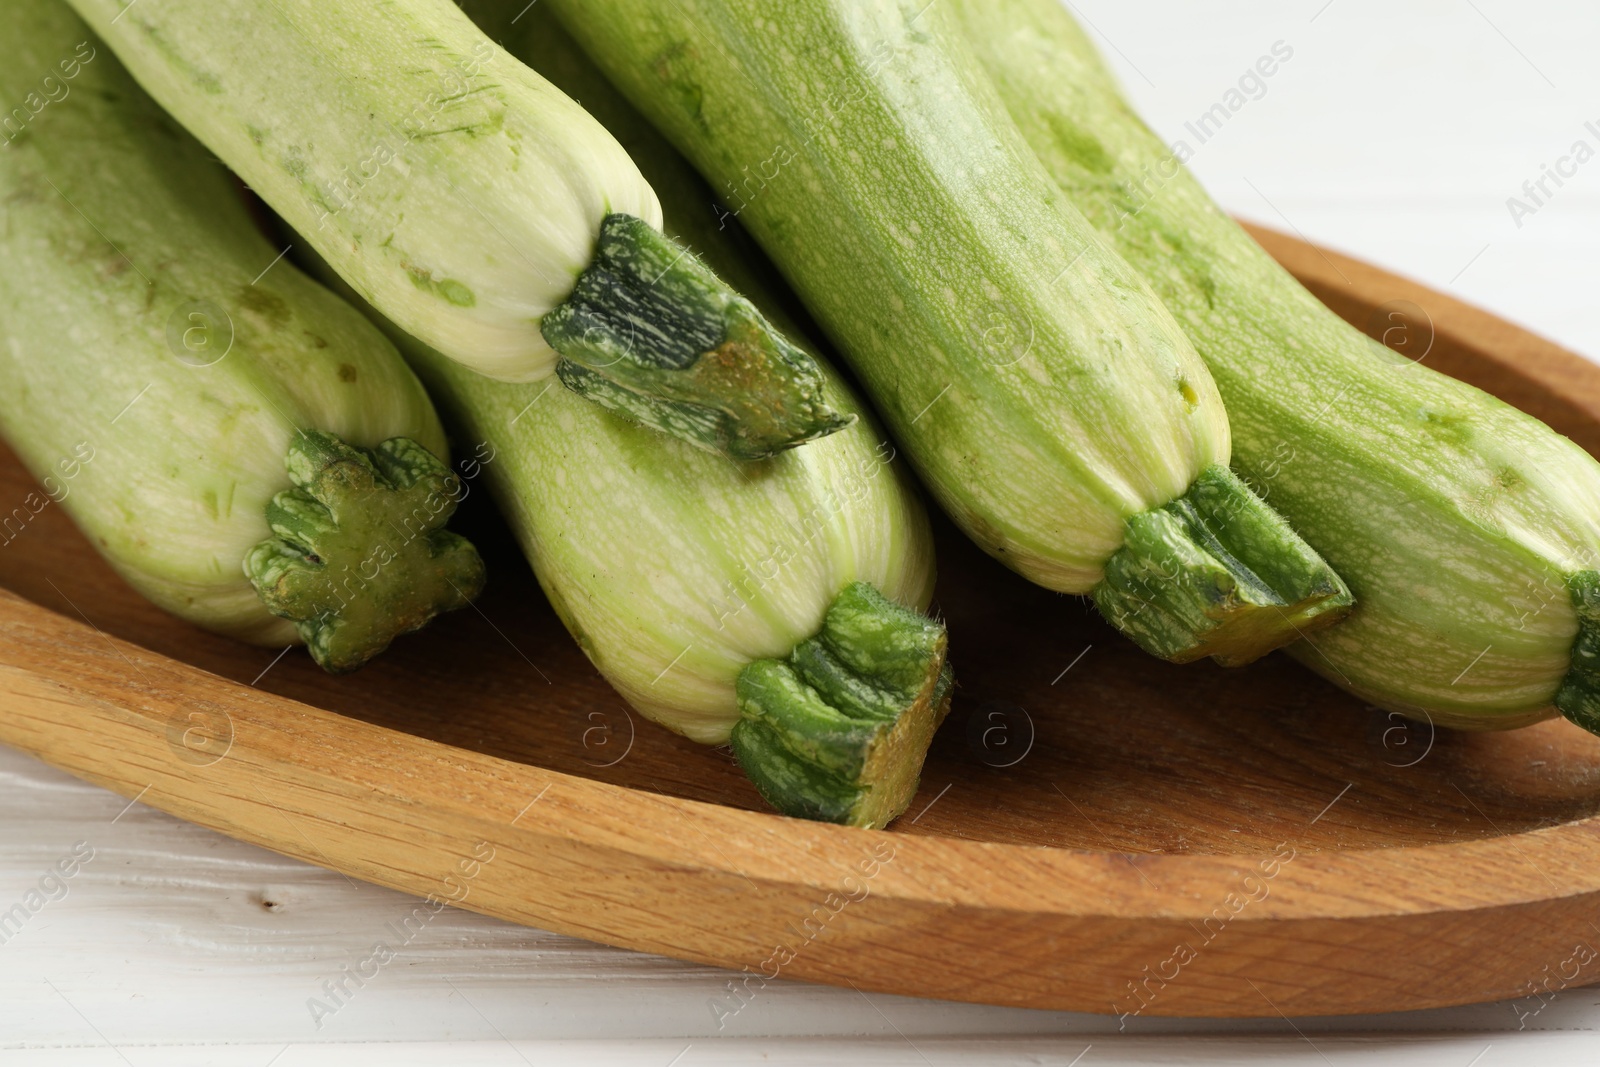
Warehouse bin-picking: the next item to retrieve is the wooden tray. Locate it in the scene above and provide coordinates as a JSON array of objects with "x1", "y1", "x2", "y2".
[{"x1": 2, "y1": 223, "x2": 1598, "y2": 1020}]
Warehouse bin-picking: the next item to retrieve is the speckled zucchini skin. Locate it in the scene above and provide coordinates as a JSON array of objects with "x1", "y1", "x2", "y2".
[
  {"x1": 544, "y1": 0, "x2": 1233, "y2": 593},
  {"x1": 306, "y1": 3, "x2": 950, "y2": 823},
  {"x1": 65, "y1": 0, "x2": 660, "y2": 384},
  {"x1": 957, "y1": 0, "x2": 1600, "y2": 729},
  {"x1": 66, "y1": 0, "x2": 862, "y2": 462},
  {"x1": 0, "y1": 0, "x2": 452, "y2": 646}
]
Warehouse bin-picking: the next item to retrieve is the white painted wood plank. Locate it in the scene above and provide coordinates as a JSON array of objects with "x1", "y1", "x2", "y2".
[{"x1": 1, "y1": 1033, "x2": 1598, "y2": 1067}]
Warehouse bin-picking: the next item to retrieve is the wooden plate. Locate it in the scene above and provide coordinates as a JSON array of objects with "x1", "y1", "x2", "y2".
[{"x1": 3, "y1": 224, "x2": 1598, "y2": 1020}]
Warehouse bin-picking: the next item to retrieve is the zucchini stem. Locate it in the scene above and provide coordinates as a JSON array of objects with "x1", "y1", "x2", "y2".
[
  {"x1": 543, "y1": 214, "x2": 855, "y2": 460},
  {"x1": 731, "y1": 582, "x2": 954, "y2": 829},
  {"x1": 1093, "y1": 465, "x2": 1353, "y2": 666},
  {"x1": 244, "y1": 431, "x2": 486, "y2": 673},
  {"x1": 1556, "y1": 572, "x2": 1600, "y2": 734}
]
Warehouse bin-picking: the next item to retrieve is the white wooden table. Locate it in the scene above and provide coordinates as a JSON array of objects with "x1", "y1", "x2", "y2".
[{"x1": 5, "y1": 1, "x2": 1600, "y2": 1063}]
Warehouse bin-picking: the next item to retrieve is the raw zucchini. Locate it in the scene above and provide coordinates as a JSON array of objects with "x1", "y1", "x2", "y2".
[
  {"x1": 292, "y1": 4, "x2": 952, "y2": 827},
  {"x1": 956, "y1": 0, "x2": 1600, "y2": 732},
  {"x1": 0, "y1": 0, "x2": 483, "y2": 672},
  {"x1": 542, "y1": 0, "x2": 1353, "y2": 666},
  {"x1": 65, "y1": 0, "x2": 851, "y2": 461}
]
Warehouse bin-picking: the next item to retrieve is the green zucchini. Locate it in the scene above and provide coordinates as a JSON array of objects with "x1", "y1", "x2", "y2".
[
  {"x1": 541, "y1": 0, "x2": 1352, "y2": 666},
  {"x1": 64, "y1": 0, "x2": 851, "y2": 461},
  {"x1": 0, "y1": 0, "x2": 483, "y2": 672},
  {"x1": 955, "y1": 0, "x2": 1600, "y2": 732},
  {"x1": 293, "y1": 3, "x2": 952, "y2": 827}
]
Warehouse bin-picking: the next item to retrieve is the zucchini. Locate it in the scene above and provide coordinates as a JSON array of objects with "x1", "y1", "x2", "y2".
[
  {"x1": 541, "y1": 0, "x2": 1352, "y2": 666},
  {"x1": 295, "y1": 4, "x2": 952, "y2": 828},
  {"x1": 0, "y1": 0, "x2": 483, "y2": 672},
  {"x1": 64, "y1": 0, "x2": 851, "y2": 461},
  {"x1": 955, "y1": 0, "x2": 1600, "y2": 732}
]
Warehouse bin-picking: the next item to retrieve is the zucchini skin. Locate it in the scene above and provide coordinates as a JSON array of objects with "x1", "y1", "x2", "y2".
[
  {"x1": 303, "y1": 3, "x2": 949, "y2": 824},
  {"x1": 0, "y1": 0, "x2": 451, "y2": 647},
  {"x1": 315, "y1": 240, "x2": 944, "y2": 815},
  {"x1": 411, "y1": 347, "x2": 935, "y2": 744},
  {"x1": 542, "y1": 0, "x2": 1232, "y2": 592},
  {"x1": 63, "y1": 0, "x2": 658, "y2": 386},
  {"x1": 66, "y1": 0, "x2": 856, "y2": 460},
  {"x1": 956, "y1": 0, "x2": 1600, "y2": 728}
]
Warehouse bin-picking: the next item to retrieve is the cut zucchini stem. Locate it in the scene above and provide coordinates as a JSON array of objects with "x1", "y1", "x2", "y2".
[
  {"x1": 244, "y1": 431, "x2": 486, "y2": 673},
  {"x1": 544, "y1": 214, "x2": 855, "y2": 460},
  {"x1": 1094, "y1": 465, "x2": 1353, "y2": 666},
  {"x1": 731, "y1": 582, "x2": 954, "y2": 829},
  {"x1": 1557, "y1": 573, "x2": 1600, "y2": 735}
]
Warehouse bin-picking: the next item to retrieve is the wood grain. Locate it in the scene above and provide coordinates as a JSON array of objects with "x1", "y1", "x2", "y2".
[{"x1": 2, "y1": 226, "x2": 1599, "y2": 1018}]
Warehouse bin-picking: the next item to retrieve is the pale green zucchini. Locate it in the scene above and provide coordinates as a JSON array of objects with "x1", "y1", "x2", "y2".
[
  {"x1": 64, "y1": 0, "x2": 851, "y2": 461},
  {"x1": 955, "y1": 0, "x2": 1600, "y2": 732},
  {"x1": 542, "y1": 0, "x2": 1353, "y2": 667},
  {"x1": 290, "y1": 3, "x2": 952, "y2": 827},
  {"x1": 0, "y1": 0, "x2": 483, "y2": 672}
]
